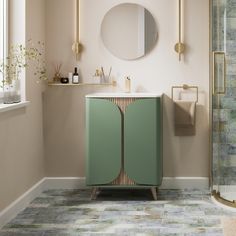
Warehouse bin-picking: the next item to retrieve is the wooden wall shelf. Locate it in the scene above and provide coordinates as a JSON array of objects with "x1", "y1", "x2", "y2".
[{"x1": 48, "y1": 82, "x2": 116, "y2": 87}]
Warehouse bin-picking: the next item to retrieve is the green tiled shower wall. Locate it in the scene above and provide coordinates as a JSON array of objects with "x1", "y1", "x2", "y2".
[{"x1": 212, "y1": 0, "x2": 236, "y2": 185}]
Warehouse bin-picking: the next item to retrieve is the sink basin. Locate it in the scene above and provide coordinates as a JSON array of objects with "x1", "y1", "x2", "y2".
[{"x1": 86, "y1": 93, "x2": 162, "y2": 98}]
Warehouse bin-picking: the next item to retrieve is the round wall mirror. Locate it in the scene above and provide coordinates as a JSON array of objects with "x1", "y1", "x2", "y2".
[{"x1": 101, "y1": 3, "x2": 158, "y2": 60}]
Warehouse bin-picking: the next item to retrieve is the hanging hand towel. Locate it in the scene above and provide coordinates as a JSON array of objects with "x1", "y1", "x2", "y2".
[{"x1": 174, "y1": 101, "x2": 196, "y2": 136}]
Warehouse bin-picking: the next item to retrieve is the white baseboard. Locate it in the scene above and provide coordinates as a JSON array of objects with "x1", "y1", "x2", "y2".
[
  {"x1": 0, "y1": 178, "x2": 45, "y2": 229},
  {"x1": 42, "y1": 177, "x2": 209, "y2": 190},
  {"x1": 160, "y1": 177, "x2": 209, "y2": 190},
  {"x1": 0, "y1": 177, "x2": 86, "y2": 229},
  {"x1": 43, "y1": 177, "x2": 86, "y2": 190},
  {"x1": 0, "y1": 176, "x2": 209, "y2": 229}
]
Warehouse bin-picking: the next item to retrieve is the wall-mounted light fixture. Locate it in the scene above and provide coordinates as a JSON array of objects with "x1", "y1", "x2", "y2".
[
  {"x1": 72, "y1": 0, "x2": 82, "y2": 60},
  {"x1": 174, "y1": 0, "x2": 185, "y2": 61}
]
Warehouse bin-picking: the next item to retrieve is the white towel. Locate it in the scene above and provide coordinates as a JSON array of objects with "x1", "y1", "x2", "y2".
[
  {"x1": 174, "y1": 101, "x2": 196, "y2": 126},
  {"x1": 174, "y1": 101, "x2": 196, "y2": 136}
]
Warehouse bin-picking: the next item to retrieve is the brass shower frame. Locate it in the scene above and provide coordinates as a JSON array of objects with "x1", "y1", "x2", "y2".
[
  {"x1": 209, "y1": 0, "x2": 236, "y2": 208},
  {"x1": 212, "y1": 190, "x2": 236, "y2": 208}
]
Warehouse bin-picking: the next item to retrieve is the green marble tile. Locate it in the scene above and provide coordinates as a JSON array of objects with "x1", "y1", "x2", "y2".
[{"x1": 0, "y1": 189, "x2": 236, "y2": 235}]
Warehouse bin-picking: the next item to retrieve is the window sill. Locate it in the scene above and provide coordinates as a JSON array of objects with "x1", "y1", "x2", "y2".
[{"x1": 0, "y1": 101, "x2": 30, "y2": 113}]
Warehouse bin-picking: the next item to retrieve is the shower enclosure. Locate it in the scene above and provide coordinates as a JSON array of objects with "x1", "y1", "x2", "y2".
[{"x1": 211, "y1": 0, "x2": 236, "y2": 207}]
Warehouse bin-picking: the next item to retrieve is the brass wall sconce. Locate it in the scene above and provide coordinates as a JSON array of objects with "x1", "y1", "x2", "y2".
[
  {"x1": 72, "y1": 0, "x2": 83, "y2": 60},
  {"x1": 174, "y1": 0, "x2": 185, "y2": 61}
]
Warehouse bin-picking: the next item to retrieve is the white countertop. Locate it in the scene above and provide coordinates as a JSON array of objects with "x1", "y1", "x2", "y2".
[{"x1": 86, "y1": 93, "x2": 162, "y2": 98}]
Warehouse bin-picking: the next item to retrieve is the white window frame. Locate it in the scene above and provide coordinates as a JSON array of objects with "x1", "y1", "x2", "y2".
[
  {"x1": 0, "y1": 0, "x2": 8, "y2": 103},
  {"x1": 0, "y1": 0, "x2": 29, "y2": 111}
]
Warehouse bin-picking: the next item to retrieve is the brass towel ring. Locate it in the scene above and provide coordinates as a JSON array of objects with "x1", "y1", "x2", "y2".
[{"x1": 171, "y1": 84, "x2": 199, "y2": 103}]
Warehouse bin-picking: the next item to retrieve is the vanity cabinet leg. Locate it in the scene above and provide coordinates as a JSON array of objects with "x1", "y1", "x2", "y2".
[
  {"x1": 91, "y1": 187, "x2": 99, "y2": 200},
  {"x1": 151, "y1": 187, "x2": 158, "y2": 200}
]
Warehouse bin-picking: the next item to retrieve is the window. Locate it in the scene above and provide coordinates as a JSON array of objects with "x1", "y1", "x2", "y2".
[{"x1": 0, "y1": 0, "x2": 7, "y2": 102}]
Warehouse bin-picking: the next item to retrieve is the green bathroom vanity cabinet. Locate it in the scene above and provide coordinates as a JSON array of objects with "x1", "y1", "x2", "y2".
[{"x1": 86, "y1": 93, "x2": 163, "y2": 200}]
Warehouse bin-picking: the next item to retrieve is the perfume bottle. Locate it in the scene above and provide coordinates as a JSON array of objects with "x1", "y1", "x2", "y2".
[{"x1": 72, "y1": 67, "x2": 79, "y2": 84}]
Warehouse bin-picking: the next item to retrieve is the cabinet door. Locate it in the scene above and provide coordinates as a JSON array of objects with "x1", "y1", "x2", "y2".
[
  {"x1": 124, "y1": 98, "x2": 162, "y2": 186},
  {"x1": 86, "y1": 98, "x2": 122, "y2": 186}
]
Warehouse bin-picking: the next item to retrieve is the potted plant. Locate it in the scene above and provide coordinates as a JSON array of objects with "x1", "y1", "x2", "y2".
[{"x1": 0, "y1": 40, "x2": 47, "y2": 104}]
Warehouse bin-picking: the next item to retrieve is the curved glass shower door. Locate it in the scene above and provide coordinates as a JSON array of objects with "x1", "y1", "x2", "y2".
[{"x1": 212, "y1": 0, "x2": 236, "y2": 207}]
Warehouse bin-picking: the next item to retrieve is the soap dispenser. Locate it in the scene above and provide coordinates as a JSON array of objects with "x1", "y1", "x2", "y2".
[{"x1": 125, "y1": 76, "x2": 131, "y2": 93}]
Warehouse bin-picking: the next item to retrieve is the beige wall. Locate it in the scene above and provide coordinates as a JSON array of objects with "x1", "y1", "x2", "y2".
[
  {"x1": 0, "y1": 0, "x2": 209, "y2": 213},
  {"x1": 0, "y1": 0, "x2": 45, "y2": 211},
  {"x1": 45, "y1": 0, "x2": 209, "y2": 178}
]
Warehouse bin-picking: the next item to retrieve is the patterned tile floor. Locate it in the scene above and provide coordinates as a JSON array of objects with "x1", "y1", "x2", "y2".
[{"x1": 0, "y1": 189, "x2": 236, "y2": 236}]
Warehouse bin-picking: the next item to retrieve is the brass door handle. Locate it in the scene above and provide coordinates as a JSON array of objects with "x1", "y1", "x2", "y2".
[{"x1": 213, "y1": 51, "x2": 226, "y2": 95}]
